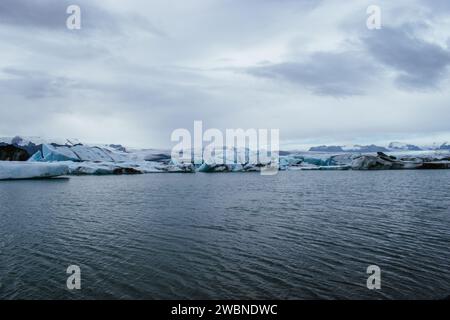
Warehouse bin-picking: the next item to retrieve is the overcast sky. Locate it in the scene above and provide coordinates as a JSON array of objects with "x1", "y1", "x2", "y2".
[{"x1": 0, "y1": 0, "x2": 449, "y2": 148}]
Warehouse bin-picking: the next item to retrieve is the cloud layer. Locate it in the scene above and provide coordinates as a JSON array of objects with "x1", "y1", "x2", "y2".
[{"x1": 1, "y1": 0, "x2": 450, "y2": 148}]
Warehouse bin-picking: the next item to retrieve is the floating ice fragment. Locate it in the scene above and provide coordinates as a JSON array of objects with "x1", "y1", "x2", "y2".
[{"x1": 0, "y1": 161, "x2": 68, "y2": 180}]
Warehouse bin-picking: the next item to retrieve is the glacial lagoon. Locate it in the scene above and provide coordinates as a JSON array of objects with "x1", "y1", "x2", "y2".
[{"x1": 0, "y1": 171, "x2": 449, "y2": 299}]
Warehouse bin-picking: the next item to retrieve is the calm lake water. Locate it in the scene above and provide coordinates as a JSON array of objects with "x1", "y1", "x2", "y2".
[{"x1": 0, "y1": 171, "x2": 449, "y2": 299}]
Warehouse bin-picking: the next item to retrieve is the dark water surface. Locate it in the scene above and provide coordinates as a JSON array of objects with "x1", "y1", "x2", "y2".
[{"x1": 1, "y1": 171, "x2": 449, "y2": 299}]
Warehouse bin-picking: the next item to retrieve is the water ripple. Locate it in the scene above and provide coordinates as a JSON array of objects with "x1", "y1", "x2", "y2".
[{"x1": 1, "y1": 171, "x2": 450, "y2": 299}]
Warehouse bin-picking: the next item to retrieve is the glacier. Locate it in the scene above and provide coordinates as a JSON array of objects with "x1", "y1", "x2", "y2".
[{"x1": 1, "y1": 136, "x2": 450, "y2": 178}]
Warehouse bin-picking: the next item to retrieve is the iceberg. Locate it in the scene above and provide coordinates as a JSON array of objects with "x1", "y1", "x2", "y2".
[
  {"x1": 325, "y1": 154, "x2": 356, "y2": 166},
  {"x1": 198, "y1": 163, "x2": 234, "y2": 172},
  {"x1": 351, "y1": 152, "x2": 423, "y2": 170},
  {"x1": 28, "y1": 150, "x2": 44, "y2": 162},
  {"x1": 279, "y1": 155, "x2": 304, "y2": 170},
  {"x1": 0, "y1": 161, "x2": 69, "y2": 180},
  {"x1": 279, "y1": 153, "x2": 351, "y2": 170},
  {"x1": 27, "y1": 143, "x2": 131, "y2": 163},
  {"x1": 63, "y1": 160, "x2": 195, "y2": 175},
  {"x1": 70, "y1": 145, "x2": 116, "y2": 162},
  {"x1": 65, "y1": 161, "x2": 143, "y2": 175},
  {"x1": 66, "y1": 162, "x2": 123, "y2": 175},
  {"x1": 143, "y1": 151, "x2": 172, "y2": 162},
  {"x1": 41, "y1": 144, "x2": 80, "y2": 162},
  {"x1": 156, "y1": 163, "x2": 196, "y2": 173},
  {"x1": 302, "y1": 157, "x2": 328, "y2": 166},
  {"x1": 231, "y1": 163, "x2": 244, "y2": 172}
]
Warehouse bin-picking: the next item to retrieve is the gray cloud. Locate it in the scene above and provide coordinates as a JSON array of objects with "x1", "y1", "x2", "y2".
[
  {"x1": 0, "y1": 0, "x2": 116, "y2": 31},
  {"x1": 363, "y1": 25, "x2": 450, "y2": 90},
  {"x1": 0, "y1": 0, "x2": 70, "y2": 29},
  {"x1": 246, "y1": 51, "x2": 378, "y2": 96},
  {"x1": 0, "y1": 68, "x2": 76, "y2": 99},
  {"x1": 0, "y1": 0, "x2": 164, "y2": 37},
  {"x1": 420, "y1": 0, "x2": 450, "y2": 13}
]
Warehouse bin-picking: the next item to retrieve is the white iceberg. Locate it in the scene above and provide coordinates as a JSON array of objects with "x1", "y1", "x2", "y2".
[{"x1": 0, "y1": 161, "x2": 69, "y2": 180}]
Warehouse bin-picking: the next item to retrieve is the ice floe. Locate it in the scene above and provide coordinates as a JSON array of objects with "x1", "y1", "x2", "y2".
[{"x1": 0, "y1": 161, "x2": 68, "y2": 180}]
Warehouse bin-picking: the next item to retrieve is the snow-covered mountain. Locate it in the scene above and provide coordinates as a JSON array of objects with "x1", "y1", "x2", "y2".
[
  {"x1": 309, "y1": 144, "x2": 389, "y2": 153},
  {"x1": 307, "y1": 141, "x2": 450, "y2": 152},
  {"x1": 439, "y1": 142, "x2": 450, "y2": 150},
  {"x1": 388, "y1": 142, "x2": 422, "y2": 151}
]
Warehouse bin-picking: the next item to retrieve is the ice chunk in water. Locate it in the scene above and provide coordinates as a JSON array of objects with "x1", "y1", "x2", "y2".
[{"x1": 0, "y1": 161, "x2": 68, "y2": 180}]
